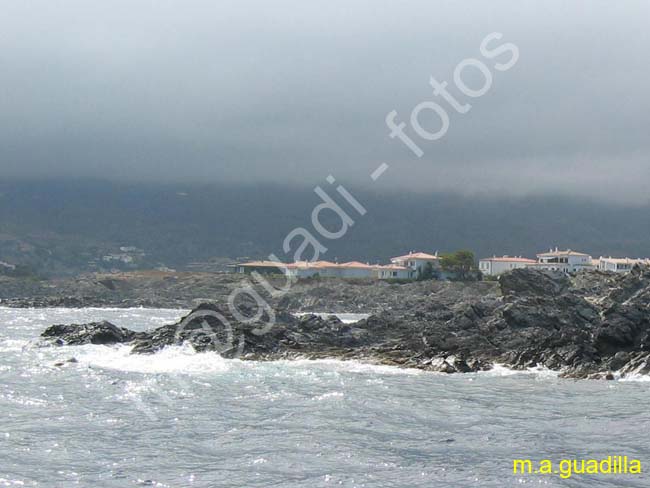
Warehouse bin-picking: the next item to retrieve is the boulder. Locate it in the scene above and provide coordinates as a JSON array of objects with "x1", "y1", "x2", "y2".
[
  {"x1": 499, "y1": 268, "x2": 570, "y2": 298},
  {"x1": 41, "y1": 321, "x2": 134, "y2": 345}
]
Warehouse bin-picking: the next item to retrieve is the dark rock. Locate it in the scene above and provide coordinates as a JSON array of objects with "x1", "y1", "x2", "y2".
[
  {"x1": 609, "y1": 351, "x2": 630, "y2": 370},
  {"x1": 53, "y1": 357, "x2": 78, "y2": 367},
  {"x1": 37, "y1": 266, "x2": 650, "y2": 379},
  {"x1": 499, "y1": 268, "x2": 570, "y2": 297},
  {"x1": 41, "y1": 321, "x2": 135, "y2": 345}
]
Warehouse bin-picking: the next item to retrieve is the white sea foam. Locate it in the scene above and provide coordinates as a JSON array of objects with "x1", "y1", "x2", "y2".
[
  {"x1": 480, "y1": 364, "x2": 650, "y2": 382},
  {"x1": 275, "y1": 358, "x2": 425, "y2": 376},
  {"x1": 47, "y1": 341, "x2": 425, "y2": 377},
  {"x1": 476, "y1": 363, "x2": 560, "y2": 379},
  {"x1": 5, "y1": 307, "x2": 648, "y2": 383},
  {"x1": 69, "y1": 345, "x2": 427, "y2": 377},
  {"x1": 68, "y1": 343, "x2": 233, "y2": 374},
  {"x1": 59, "y1": 344, "x2": 650, "y2": 383},
  {"x1": 0, "y1": 339, "x2": 30, "y2": 353},
  {"x1": 617, "y1": 373, "x2": 650, "y2": 382},
  {"x1": 4, "y1": 307, "x2": 650, "y2": 488}
]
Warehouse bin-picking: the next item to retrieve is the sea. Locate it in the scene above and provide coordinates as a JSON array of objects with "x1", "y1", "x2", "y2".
[{"x1": 1, "y1": 307, "x2": 649, "y2": 488}]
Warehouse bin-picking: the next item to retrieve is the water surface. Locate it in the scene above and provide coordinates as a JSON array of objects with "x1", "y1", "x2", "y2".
[{"x1": 1, "y1": 308, "x2": 648, "y2": 487}]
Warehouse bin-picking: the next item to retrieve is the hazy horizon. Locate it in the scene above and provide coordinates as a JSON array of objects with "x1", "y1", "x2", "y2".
[{"x1": 1, "y1": 1, "x2": 649, "y2": 203}]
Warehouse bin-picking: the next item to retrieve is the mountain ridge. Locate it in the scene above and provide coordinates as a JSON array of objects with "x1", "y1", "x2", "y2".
[{"x1": 1, "y1": 180, "x2": 648, "y2": 276}]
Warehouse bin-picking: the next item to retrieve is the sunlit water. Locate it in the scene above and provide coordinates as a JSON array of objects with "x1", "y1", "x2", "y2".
[{"x1": 1, "y1": 308, "x2": 649, "y2": 488}]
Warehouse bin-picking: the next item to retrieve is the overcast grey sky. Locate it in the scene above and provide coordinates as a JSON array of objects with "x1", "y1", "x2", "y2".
[{"x1": 1, "y1": 1, "x2": 648, "y2": 202}]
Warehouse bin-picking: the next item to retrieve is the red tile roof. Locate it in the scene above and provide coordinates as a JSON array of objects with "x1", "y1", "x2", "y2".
[
  {"x1": 288, "y1": 260, "x2": 338, "y2": 269},
  {"x1": 338, "y1": 261, "x2": 372, "y2": 269},
  {"x1": 238, "y1": 260, "x2": 289, "y2": 268}
]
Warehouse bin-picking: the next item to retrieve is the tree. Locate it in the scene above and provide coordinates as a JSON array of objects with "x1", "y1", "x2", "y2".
[
  {"x1": 440, "y1": 250, "x2": 477, "y2": 281},
  {"x1": 417, "y1": 261, "x2": 435, "y2": 281}
]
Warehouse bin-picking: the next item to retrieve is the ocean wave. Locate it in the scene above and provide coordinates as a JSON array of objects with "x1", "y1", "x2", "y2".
[
  {"x1": 47, "y1": 343, "x2": 429, "y2": 377},
  {"x1": 616, "y1": 372, "x2": 650, "y2": 382},
  {"x1": 59, "y1": 343, "x2": 233, "y2": 374},
  {"x1": 0, "y1": 339, "x2": 30, "y2": 353},
  {"x1": 271, "y1": 358, "x2": 425, "y2": 376},
  {"x1": 476, "y1": 363, "x2": 560, "y2": 379}
]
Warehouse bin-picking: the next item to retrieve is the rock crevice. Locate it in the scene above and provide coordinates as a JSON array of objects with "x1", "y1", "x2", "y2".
[{"x1": 40, "y1": 267, "x2": 650, "y2": 378}]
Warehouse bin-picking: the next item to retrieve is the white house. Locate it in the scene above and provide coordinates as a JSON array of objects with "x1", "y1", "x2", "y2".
[
  {"x1": 336, "y1": 261, "x2": 375, "y2": 279},
  {"x1": 597, "y1": 257, "x2": 650, "y2": 273},
  {"x1": 288, "y1": 261, "x2": 409, "y2": 279},
  {"x1": 479, "y1": 256, "x2": 537, "y2": 276},
  {"x1": 390, "y1": 251, "x2": 440, "y2": 278},
  {"x1": 373, "y1": 264, "x2": 411, "y2": 280},
  {"x1": 531, "y1": 248, "x2": 594, "y2": 273},
  {"x1": 235, "y1": 260, "x2": 379, "y2": 279},
  {"x1": 284, "y1": 260, "x2": 341, "y2": 278}
]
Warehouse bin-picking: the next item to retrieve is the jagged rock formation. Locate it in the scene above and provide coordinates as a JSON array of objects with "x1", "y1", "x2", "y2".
[
  {"x1": 0, "y1": 270, "x2": 497, "y2": 310},
  {"x1": 41, "y1": 321, "x2": 137, "y2": 346},
  {"x1": 39, "y1": 267, "x2": 650, "y2": 378}
]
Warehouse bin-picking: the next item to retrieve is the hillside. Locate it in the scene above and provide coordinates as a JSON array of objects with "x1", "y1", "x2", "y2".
[{"x1": 1, "y1": 180, "x2": 649, "y2": 276}]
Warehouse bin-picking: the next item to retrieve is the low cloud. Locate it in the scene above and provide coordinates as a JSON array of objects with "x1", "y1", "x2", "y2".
[{"x1": 0, "y1": 0, "x2": 648, "y2": 202}]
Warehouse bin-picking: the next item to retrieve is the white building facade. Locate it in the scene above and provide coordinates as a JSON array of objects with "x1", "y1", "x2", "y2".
[
  {"x1": 234, "y1": 248, "x2": 649, "y2": 280},
  {"x1": 531, "y1": 249, "x2": 594, "y2": 273},
  {"x1": 479, "y1": 256, "x2": 537, "y2": 276},
  {"x1": 597, "y1": 257, "x2": 650, "y2": 273},
  {"x1": 390, "y1": 252, "x2": 441, "y2": 279},
  {"x1": 374, "y1": 264, "x2": 411, "y2": 280}
]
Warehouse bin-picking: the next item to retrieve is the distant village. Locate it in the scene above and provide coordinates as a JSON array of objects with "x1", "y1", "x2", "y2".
[{"x1": 232, "y1": 248, "x2": 650, "y2": 280}]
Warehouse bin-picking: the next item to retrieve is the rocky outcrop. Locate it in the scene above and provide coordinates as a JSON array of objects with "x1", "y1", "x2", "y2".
[
  {"x1": 0, "y1": 271, "x2": 499, "y2": 310},
  {"x1": 39, "y1": 267, "x2": 650, "y2": 378},
  {"x1": 41, "y1": 321, "x2": 136, "y2": 346}
]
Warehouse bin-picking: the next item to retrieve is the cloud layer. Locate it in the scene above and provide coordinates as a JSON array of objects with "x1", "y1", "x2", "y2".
[{"x1": 1, "y1": 0, "x2": 648, "y2": 202}]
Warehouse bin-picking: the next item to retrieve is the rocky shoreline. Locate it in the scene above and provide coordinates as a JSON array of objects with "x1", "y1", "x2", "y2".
[
  {"x1": 1, "y1": 270, "x2": 499, "y2": 313},
  {"x1": 37, "y1": 267, "x2": 650, "y2": 379}
]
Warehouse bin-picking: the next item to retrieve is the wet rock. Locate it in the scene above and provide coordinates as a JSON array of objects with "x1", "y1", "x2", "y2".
[
  {"x1": 499, "y1": 268, "x2": 570, "y2": 297},
  {"x1": 38, "y1": 267, "x2": 650, "y2": 379},
  {"x1": 53, "y1": 357, "x2": 79, "y2": 367},
  {"x1": 617, "y1": 352, "x2": 650, "y2": 376},
  {"x1": 428, "y1": 357, "x2": 456, "y2": 373},
  {"x1": 608, "y1": 351, "x2": 630, "y2": 371},
  {"x1": 41, "y1": 321, "x2": 135, "y2": 345}
]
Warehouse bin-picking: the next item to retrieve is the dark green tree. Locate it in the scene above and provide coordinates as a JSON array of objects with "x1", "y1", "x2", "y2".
[
  {"x1": 440, "y1": 250, "x2": 476, "y2": 281},
  {"x1": 417, "y1": 261, "x2": 435, "y2": 281}
]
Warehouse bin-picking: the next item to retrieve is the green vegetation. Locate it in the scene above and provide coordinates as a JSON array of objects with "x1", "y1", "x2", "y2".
[
  {"x1": 3, "y1": 180, "x2": 650, "y2": 278},
  {"x1": 440, "y1": 250, "x2": 478, "y2": 281},
  {"x1": 417, "y1": 261, "x2": 436, "y2": 281}
]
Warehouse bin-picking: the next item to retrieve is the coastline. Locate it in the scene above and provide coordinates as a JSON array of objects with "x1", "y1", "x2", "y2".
[{"x1": 32, "y1": 267, "x2": 650, "y2": 380}]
